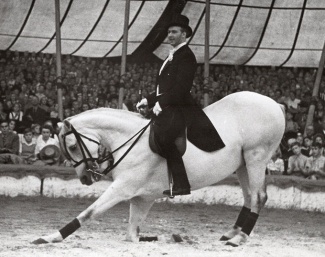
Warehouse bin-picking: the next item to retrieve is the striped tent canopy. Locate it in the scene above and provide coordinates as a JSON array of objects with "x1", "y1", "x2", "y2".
[{"x1": 1, "y1": 0, "x2": 325, "y2": 67}]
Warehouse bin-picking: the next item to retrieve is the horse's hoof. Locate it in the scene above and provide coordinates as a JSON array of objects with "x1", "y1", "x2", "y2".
[
  {"x1": 172, "y1": 234, "x2": 183, "y2": 242},
  {"x1": 225, "y1": 241, "x2": 239, "y2": 247},
  {"x1": 139, "y1": 236, "x2": 158, "y2": 242},
  {"x1": 31, "y1": 238, "x2": 49, "y2": 245},
  {"x1": 220, "y1": 235, "x2": 230, "y2": 241},
  {"x1": 225, "y1": 232, "x2": 248, "y2": 247}
]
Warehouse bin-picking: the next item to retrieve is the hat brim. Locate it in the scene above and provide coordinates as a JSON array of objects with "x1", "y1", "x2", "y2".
[
  {"x1": 167, "y1": 23, "x2": 192, "y2": 38},
  {"x1": 39, "y1": 145, "x2": 61, "y2": 162}
]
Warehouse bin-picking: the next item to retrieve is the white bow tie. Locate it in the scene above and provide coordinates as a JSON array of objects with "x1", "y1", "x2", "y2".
[{"x1": 167, "y1": 49, "x2": 175, "y2": 61}]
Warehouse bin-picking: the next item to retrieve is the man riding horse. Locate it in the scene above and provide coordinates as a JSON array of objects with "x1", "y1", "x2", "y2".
[{"x1": 137, "y1": 15, "x2": 225, "y2": 197}]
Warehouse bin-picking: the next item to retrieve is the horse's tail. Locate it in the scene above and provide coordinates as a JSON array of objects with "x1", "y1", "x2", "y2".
[
  {"x1": 278, "y1": 103, "x2": 287, "y2": 154},
  {"x1": 279, "y1": 104, "x2": 286, "y2": 119}
]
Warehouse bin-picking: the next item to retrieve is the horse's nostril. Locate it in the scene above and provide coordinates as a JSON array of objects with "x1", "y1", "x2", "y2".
[
  {"x1": 80, "y1": 175, "x2": 93, "y2": 186},
  {"x1": 80, "y1": 175, "x2": 88, "y2": 185}
]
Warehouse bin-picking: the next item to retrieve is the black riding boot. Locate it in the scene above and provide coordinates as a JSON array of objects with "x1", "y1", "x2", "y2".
[{"x1": 163, "y1": 144, "x2": 190, "y2": 196}]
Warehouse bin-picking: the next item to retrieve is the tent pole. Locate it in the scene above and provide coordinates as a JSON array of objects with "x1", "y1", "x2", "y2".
[
  {"x1": 203, "y1": 0, "x2": 210, "y2": 107},
  {"x1": 119, "y1": 0, "x2": 130, "y2": 109},
  {"x1": 304, "y1": 38, "x2": 325, "y2": 135},
  {"x1": 55, "y1": 0, "x2": 63, "y2": 120}
]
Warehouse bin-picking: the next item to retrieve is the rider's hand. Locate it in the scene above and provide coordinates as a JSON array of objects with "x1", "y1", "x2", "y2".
[
  {"x1": 153, "y1": 102, "x2": 162, "y2": 116},
  {"x1": 136, "y1": 98, "x2": 148, "y2": 111}
]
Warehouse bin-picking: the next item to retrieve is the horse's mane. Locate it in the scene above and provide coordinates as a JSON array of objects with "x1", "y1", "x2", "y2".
[
  {"x1": 66, "y1": 108, "x2": 150, "y2": 133},
  {"x1": 68, "y1": 108, "x2": 146, "y2": 122}
]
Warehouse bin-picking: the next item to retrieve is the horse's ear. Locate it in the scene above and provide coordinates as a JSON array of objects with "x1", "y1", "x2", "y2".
[
  {"x1": 63, "y1": 119, "x2": 72, "y2": 130},
  {"x1": 57, "y1": 122, "x2": 64, "y2": 133}
]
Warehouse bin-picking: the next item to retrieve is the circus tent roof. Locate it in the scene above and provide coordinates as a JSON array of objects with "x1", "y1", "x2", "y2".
[{"x1": 1, "y1": 0, "x2": 325, "y2": 67}]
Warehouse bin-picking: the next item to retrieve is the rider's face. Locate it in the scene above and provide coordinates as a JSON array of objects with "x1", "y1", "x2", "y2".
[{"x1": 167, "y1": 26, "x2": 186, "y2": 47}]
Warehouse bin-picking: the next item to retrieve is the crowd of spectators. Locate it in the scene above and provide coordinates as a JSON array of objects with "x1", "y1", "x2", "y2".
[{"x1": 0, "y1": 50, "x2": 325, "y2": 179}]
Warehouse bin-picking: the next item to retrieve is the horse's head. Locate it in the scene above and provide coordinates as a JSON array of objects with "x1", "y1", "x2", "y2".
[{"x1": 58, "y1": 119, "x2": 103, "y2": 186}]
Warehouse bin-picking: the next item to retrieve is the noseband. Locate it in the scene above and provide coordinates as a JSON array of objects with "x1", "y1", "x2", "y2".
[{"x1": 61, "y1": 121, "x2": 151, "y2": 182}]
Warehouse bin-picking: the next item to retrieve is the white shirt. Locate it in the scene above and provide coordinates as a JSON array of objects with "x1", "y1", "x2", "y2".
[
  {"x1": 35, "y1": 137, "x2": 59, "y2": 155},
  {"x1": 286, "y1": 98, "x2": 301, "y2": 109}
]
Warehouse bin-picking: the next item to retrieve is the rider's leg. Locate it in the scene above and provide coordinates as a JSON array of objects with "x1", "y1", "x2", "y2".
[{"x1": 164, "y1": 144, "x2": 190, "y2": 193}]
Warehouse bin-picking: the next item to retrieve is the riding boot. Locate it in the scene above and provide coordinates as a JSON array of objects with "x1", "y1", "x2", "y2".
[{"x1": 163, "y1": 144, "x2": 190, "y2": 196}]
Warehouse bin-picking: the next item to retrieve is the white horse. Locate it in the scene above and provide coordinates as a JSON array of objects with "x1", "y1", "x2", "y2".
[{"x1": 32, "y1": 91, "x2": 285, "y2": 247}]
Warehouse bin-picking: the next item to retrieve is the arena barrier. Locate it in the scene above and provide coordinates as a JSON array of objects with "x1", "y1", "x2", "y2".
[{"x1": 1, "y1": 164, "x2": 324, "y2": 213}]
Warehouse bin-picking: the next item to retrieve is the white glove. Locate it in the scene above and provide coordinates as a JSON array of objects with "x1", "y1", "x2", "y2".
[
  {"x1": 136, "y1": 98, "x2": 148, "y2": 111},
  {"x1": 153, "y1": 102, "x2": 162, "y2": 116}
]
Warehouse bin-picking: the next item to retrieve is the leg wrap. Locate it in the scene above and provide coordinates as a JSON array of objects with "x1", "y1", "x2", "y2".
[
  {"x1": 59, "y1": 218, "x2": 81, "y2": 239},
  {"x1": 241, "y1": 212, "x2": 259, "y2": 236},
  {"x1": 234, "y1": 206, "x2": 251, "y2": 228}
]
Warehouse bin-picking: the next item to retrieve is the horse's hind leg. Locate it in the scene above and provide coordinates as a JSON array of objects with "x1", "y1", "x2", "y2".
[
  {"x1": 220, "y1": 166, "x2": 251, "y2": 241},
  {"x1": 226, "y1": 151, "x2": 268, "y2": 247},
  {"x1": 127, "y1": 197, "x2": 155, "y2": 242}
]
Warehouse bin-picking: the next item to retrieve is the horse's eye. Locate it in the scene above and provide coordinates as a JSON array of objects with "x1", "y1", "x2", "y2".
[{"x1": 69, "y1": 144, "x2": 77, "y2": 151}]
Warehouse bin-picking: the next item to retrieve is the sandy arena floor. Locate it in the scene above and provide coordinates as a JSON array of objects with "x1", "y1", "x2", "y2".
[{"x1": 0, "y1": 196, "x2": 324, "y2": 257}]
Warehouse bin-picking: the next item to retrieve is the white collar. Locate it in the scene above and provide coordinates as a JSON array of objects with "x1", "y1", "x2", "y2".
[{"x1": 171, "y1": 42, "x2": 187, "y2": 53}]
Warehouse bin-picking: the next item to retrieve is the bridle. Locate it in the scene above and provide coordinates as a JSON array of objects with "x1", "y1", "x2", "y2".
[{"x1": 61, "y1": 121, "x2": 152, "y2": 182}]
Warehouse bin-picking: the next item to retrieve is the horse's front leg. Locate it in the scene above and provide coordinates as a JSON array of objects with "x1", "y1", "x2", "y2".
[
  {"x1": 127, "y1": 197, "x2": 155, "y2": 242},
  {"x1": 32, "y1": 181, "x2": 132, "y2": 244}
]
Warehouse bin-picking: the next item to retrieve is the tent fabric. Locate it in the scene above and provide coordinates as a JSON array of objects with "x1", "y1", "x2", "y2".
[{"x1": 1, "y1": 0, "x2": 325, "y2": 67}]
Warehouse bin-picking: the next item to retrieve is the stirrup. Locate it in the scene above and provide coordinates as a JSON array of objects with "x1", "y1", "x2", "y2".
[{"x1": 167, "y1": 170, "x2": 174, "y2": 199}]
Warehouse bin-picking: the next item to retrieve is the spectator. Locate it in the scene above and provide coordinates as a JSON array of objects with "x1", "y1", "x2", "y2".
[
  {"x1": 286, "y1": 90, "x2": 301, "y2": 115},
  {"x1": 81, "y1": 103, "x2": 90, "y2": 112},
  {"x1": 8, "y1": 102, "x2": 24, "y2": 132},
  {"x1": 0, "y1": 101, "x2": 7, "y2": 121},
  {"x1": 64, "y1": 108, "x2": 72, "y2": 119},
  {"x1": 296, "y1": 132, "x2": 303, "y2": 145},
  {"x1": 43, "y1": 120, "x2": 60, "y2": 139},
  {"x1": 266, "y1": 148, "x2": 284, "y2": 175},
  {"x1": 23, "y1": 96, "x2": 49, "y2": 128},
  {"x1": 0, "y1": 120, "x2": 24, "y2": 164},
  {"x1": 19, "y1": 128, "x2": 36, "y2": 164},
  {"x1": 305, "y1": 124, "x2": 315, "y2": 139},
  {"x1": 285, "y1": 112, "x2": 299, "y2": 133},
  {"x1": 33, "y1": 124, "x2": 60, "y2": 166},
  {"x1": 301, "y1": 136, "x2": 312, "y2": 157},
  {"x1": 8, "y1": 119, "x2": 17, "y2": 134},
  {"x1": 287, "y1": 142, "x2": 308, "y2": 178},
  {"x1": 305, "y1": 142, "x2": 325, "y2": 180},
  {"x1": 39, "y1": 96, "x2": 50, "y2": 113},
  {"x1": 31, "y1": 123, "x2": 41, "y2": 141}
]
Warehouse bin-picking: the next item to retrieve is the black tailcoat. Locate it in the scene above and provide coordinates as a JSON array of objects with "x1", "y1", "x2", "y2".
[{"x1": 147, "y1": 45, "x2": 224, "y2": 152}]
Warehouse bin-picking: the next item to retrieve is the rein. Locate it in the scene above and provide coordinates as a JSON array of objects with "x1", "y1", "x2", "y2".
[{"x1": 61, "y1": 120, "x2": 152, "y2": 181}]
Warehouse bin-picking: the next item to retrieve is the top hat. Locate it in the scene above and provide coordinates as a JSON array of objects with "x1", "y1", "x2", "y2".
[
  {"x1": 167, "y1": 14, "x2": 192, "y2": 38},
  {"x1": 39, "y1": 145, "x2": 61, "y2": 164}
]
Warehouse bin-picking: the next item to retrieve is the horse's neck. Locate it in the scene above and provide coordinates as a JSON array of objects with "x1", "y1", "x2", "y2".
[{"x1": 76, "y1": 110, "x2": 147, "y2": 150}]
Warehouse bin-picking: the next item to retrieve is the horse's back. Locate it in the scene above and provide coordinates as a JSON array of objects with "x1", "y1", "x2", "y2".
[{"x1": 205, "y1": 91, "x2": 285, "y2": 150}]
